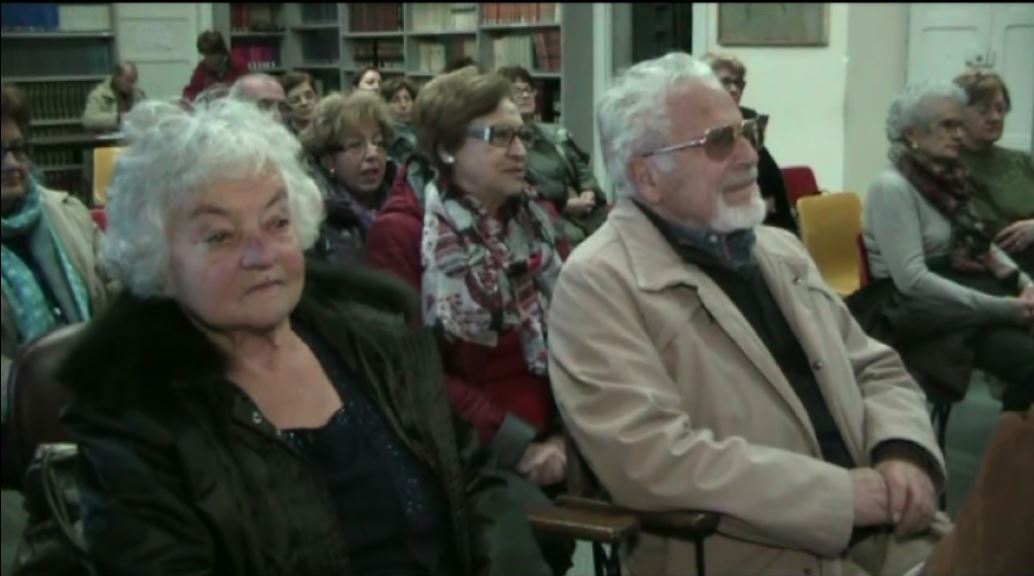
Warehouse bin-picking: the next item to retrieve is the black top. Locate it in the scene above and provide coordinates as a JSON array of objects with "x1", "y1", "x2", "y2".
[
  {"x1": 283, "y1": 325, "x2": 457, "y2": 576},
  {"x1": 741, "y1": 106, "x2": 799, "y2": 236},
  {"x1": 638, "y1": 204, "x2": 855, "y2": 470}
]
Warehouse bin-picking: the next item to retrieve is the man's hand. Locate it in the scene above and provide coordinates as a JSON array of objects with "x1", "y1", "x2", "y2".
[
  {"x1": 517, "y1": 435, "x2": 567, "y2": 486},
  {"x1": 851, "y1": 468, "x2": 891, "y2": 527},
  {"x1": 996, "y1": 219, "x2": 1034, "y2": 253},
  {"x1": 876, "y1": 459, "x2": 937, "y2": 536}
]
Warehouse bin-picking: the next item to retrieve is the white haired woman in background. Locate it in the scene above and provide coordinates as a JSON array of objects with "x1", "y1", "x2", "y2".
[
  {"x1": 57, "y1": 98, "x2": 554, "y2": 575},
  {"x1": 852, "y1": 81, "x2": 1034, "y2": 411}
]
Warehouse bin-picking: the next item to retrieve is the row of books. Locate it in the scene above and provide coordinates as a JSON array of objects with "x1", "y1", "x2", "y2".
[
  {"x1": 230, "y1": 45, "x2": 281, "y2": 71},
  {"x1": 18, "y1": 81, "x2": 99, "y2": 122},
  {"x1": 230, "y1": 4, "x2": 283, "y2": 33},
  {"x1": 2, "y1": 41, "x2": 113, "y2": 77},
  {"x1": 482, "y1": 3, "x2": 560, "y2": 25},
  {"x1": 299, "y1": 30, "x2": 340, "y2": 63},
  {"x1": 352, "y1": 40, "x2": 405, "y2": 70},
  {"x1": 41, "y1": 170, "x2": 86, "y2": 201},
  {"x1": 414, "y1": 38, "x2": 476, "y2": 74},
  {"x1": 300, "y1": 4, "x2": 338, "y2": 25},
  {"x1": 411, "y1": 3, "x2": 478, "y2": 32},
  {"x1": 349, "y1": 4, "x2": 402, "y2": 33},
  {"x1": 0, "y1": 4, "x2": 108, "y2": 32},
  {"x1": 32, "y1": 147, "x2": 81, "y2": 167},
  {"x1": 492, "y1": 30, "x2": 560, "y2": 72}
]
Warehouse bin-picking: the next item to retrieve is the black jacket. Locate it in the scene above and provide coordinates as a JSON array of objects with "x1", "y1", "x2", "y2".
[
  {"x1": 59, "y1": 262, "x2": 554, "y2": 576},
  {"x1": 741, "y1": 106, "x2": 799, "y2": 235}
]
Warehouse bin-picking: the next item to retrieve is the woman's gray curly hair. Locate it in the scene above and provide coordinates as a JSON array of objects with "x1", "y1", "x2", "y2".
[
  {"x1": 102, "y1": 98, "x2": 324, "y2": 298},
  {"x1": 885, "y1": 81, "x2": 967, "y2": 144}
]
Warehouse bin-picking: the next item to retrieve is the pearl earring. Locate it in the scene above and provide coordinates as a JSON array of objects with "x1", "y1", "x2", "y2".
[{"x1": 443, "y1": 154, "x2": 455, "y2": 165}]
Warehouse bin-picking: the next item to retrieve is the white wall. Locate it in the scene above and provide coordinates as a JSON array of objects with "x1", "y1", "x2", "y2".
[
  {"x1": 700, "y1": 3, "x2": 851, "y2": 190},
  {"x1": 695, "y1": 3, "x2": 911, "y2": 194},
  {"x1": 844, "y1": 3, "x2": 909, "y2": 196}
]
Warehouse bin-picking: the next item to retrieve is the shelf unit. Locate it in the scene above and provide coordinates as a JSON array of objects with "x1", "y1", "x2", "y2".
[
  {"x1": 1, "y1": 3, "x2": 118, "y2": 202},
  {"x1": 210, "y1": 3, "x2": 592, "y2": 132}
]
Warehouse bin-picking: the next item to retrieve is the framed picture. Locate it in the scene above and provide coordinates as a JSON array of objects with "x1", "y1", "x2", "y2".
[{"x1": 718, "y1": 3, "x2": 829, "y2": 47}]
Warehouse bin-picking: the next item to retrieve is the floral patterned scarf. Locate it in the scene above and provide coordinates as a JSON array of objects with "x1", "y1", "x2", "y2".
[
  {"x1": 420, "y1": 180, "x2": 562, "y2": 375},
  {"x1": 892, "y1": 144, "x2": 999, "y2": 260}
]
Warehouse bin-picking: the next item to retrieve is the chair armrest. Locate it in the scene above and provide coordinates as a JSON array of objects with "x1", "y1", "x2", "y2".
[
  {"x1": 526, "y1": 503, "x2": 640, "y2": 545},
  {"x1": 557, "y1": 495, "x2": 720, "y2": 541}
]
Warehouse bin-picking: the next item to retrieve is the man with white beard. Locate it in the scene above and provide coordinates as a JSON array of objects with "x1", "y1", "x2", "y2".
[{"x1": 547, "y1": 52, "x2": 949, "y2": 576}]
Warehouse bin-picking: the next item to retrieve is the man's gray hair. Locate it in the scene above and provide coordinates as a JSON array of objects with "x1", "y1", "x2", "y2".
[
  {"x1": 885, "y1": 81, "x2": 967, "y2": 143},
  {"x1": 596, "y1": 52, "x2": 721, "y2": 199},
  {"x1": 102, "y1": 98, "x2": 324, "y2": 298},
  {"x1": 228, "y1": 73, "x2": 280, "y2": 101}
]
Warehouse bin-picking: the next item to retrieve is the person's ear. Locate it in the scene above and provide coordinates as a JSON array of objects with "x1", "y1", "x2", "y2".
[
  {"x1": 628, "y1": 157, "x2": 661, "y2": 203},
  {"x1": 319, "y1": 154, "x2": 335, "y2": 174}
]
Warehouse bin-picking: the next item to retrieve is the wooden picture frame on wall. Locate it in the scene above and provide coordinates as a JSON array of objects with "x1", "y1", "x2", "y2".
[{"x1": 718, "y1": 3, "x2": 829, "y2": 47}]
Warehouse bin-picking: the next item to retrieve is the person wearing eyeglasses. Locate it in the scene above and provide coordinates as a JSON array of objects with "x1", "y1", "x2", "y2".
[
  {"x1": 365, "y1": 68, "x2": 572, "y2": 496},
  {"x1": 2, "y1": 84, "x2": 114, "y2": 417},
  {"x1": 853, "y1": 81, "x2": 1033, "y2": 412},
  {"x1": 280, "y1": 71, "x2": 319, "y2": 135},
  {"x1": 228, "y1": 73, "x2": 287, "y2": 123},
  {"x1": 497, "y1": 66, "x2": 606, "y2": 246},
  {"x1": 954, "y1": 70, "x2": 1034, "y2": 275},
  {"x1": 548, "y1": 53, "x2": 951, "y2": 576},
  {"x1": 704, "y1": 53, "x2": 798, "y2": 235},
  {"x1": 301, "y1": 91, "x2": 395, "y2": 264}
]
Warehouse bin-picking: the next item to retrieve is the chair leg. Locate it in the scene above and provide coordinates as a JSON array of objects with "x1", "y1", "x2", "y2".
[
  {"x1": 592, "y1": 542, "x2": 622, "y2": 576},
  {"x1": 694, "y1": 538, "x2": 707, "y2": 576}
]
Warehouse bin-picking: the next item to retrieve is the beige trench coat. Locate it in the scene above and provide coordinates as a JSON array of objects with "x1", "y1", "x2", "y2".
[{"x1": 548, "y1": 200, "x2": 945, "y2": 576}]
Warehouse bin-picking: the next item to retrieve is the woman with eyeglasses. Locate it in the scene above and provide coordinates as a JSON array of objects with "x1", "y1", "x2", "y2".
[
  {"x1": 301, "y1": 91, "x2": 395, "y2": 264},
  {"x1": 1, "y1": 85, "x2": 113, "y2": 376},
  {"x1": 954, "y1": 70, "x2": 1034, "y2": 275},
  {"x1": 703, "y1": 53, "x2": 798, "y2": 235},
  {"x1": 497, "y1": 66, "x2": 606, "y2": 246},
  {"x1": 365, "y1": 68, "x2": 573, "y2": 494},
  {"x1": 851, "y1": 81, "x2": 1033, "y2": 412},
  {"x1": 280, "y1": 71, "x2": 318, "y2": 134}
]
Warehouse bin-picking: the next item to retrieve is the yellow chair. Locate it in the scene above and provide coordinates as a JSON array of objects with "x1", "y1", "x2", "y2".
[
  {"x1": 91, "y1": 146, "x2": 123, "y2": 207},
  {"x1": 797, "y1": 192, "x2": 863, "y2": 297}
]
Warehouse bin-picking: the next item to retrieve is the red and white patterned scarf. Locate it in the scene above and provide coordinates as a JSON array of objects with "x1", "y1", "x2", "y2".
[{"x1": 420, "y1": 180, "x2": 562, "y2": 375}]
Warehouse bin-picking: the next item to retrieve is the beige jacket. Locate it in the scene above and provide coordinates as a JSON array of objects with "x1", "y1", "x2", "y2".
[
  {"x1": 548, "y1": 201, "x2": 944, "y2": 576},
  {"x1": 81, "y1": 77, "x2": 145, "y2": 132},
  {"x1": 1, "y1": 187, "x2": 112, "y2": 360}
]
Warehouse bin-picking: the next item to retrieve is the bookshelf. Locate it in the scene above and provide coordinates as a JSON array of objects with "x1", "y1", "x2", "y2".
[
  {"x1": 1, "y1": 3, "x2": 117, "y2": 202},
  {"x1": 210, "y1": 3, "x2": 592, "y2": 139}
]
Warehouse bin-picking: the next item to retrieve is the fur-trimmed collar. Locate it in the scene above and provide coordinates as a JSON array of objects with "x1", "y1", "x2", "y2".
[{"x1": 58, "y1": 260, "x2": 419, "y2": 406}]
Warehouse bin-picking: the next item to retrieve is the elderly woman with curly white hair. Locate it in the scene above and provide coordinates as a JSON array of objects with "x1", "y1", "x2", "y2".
[
  {"x1": 851, "y1": 81, "x2": 1034, "y2": 412},
  {"x1": 56, "y1": 98, "x2": 556, "y2": 576}
]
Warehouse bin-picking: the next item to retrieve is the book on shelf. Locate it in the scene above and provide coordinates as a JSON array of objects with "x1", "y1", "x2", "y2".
[
  {"x1": 416, "y1": 38, "x2": 475, "y2": 73},
  {"x1": 231, "y1": 4, "x2": 283, "y2": 33},
  {"x1": 1, "y1": 3, "x2": 59, "y2": 31},
  {"x1": 493, "y1": 31, "x2": 560, "y2": 72},
  {"x1": 482, "y1": 3, "x2": 560, "y2": 26},
  {"x1": 300, "y1": 4, "x2": 337, "y2": 25},
  {"x1": 231, "y1": 44, "x2": 280, "y2": 71},
  {"x1": 349, "y1": 4, "x2": 402, "y2": 33},
  {"x1": 22, "y1": 80, "x2": 95, "y2": 123},
  {"x1": 411, "y1": 3, "x2": 478, "y2": 32}
]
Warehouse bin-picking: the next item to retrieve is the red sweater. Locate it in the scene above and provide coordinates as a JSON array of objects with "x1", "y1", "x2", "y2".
[
  {"x1": 181, "y1": 55, "x2": 249, "y2": 103},
  {"x1": 364, "y1": 171, "x2": 559, "y2": 448}
]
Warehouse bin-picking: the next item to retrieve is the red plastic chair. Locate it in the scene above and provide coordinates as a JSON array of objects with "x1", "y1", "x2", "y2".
[
  {"x1": 781, "y1": 166, "x2": 821, "y2": 208},
  {"x1": 90, "y1": 209, "x2": 107, "y2": 231}
]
